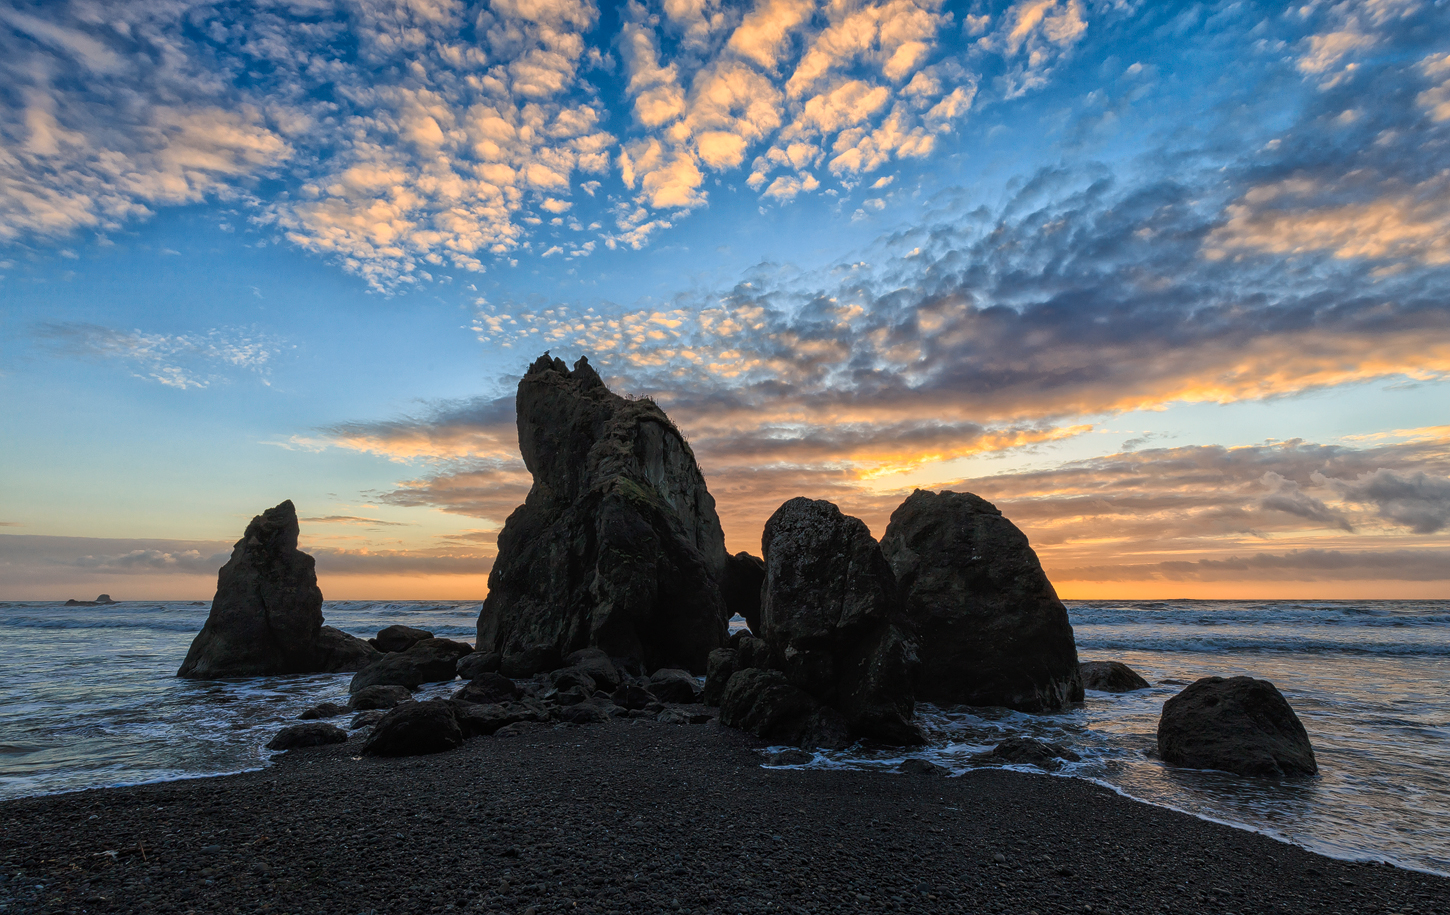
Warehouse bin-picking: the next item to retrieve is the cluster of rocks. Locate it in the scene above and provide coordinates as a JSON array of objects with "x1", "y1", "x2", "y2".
[
  {"x1": 706, "y1": 488, "x2": 1088, "y2": 749},
  {"x1": 183, "y1": 354, "x2": 1319, "y2": 781},
  {"x1": 267, "y1": 640, "x2": 717, "y2": 757},
  {"x1": 464, "y1": 354, "x2": 1087, "y2": 751}
]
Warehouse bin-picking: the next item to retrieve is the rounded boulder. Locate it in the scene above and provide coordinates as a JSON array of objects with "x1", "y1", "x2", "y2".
[
  {"x1": 1157, "y1": 676, "x2": 1317, "y2": 778},
  {"x1": 1080, "y1": 660, "x2": 1150, "y2": 692},
  {"x1": 265, "y1": 722, "x2": 348, "y2": 751},
  {"x1": 362, "y1": 699, "x2": 464, "y2": 757}
]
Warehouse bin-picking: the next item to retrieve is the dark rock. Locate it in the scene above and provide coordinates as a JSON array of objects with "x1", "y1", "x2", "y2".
[
  {"x1": 349, "y1": 710, "x2": 386, "y2": 729},
  {"x1": 476, "y1": 355, "x2": 729, "y2": 675},
  {"x1": 373, "y1": 625, "x2": 435, "y2": 653},
  {"x1": 553, "y1": 685, "x2": 592, "y2": 706},
  {"x1": 590, "y1": 697, "x2": 629, "y2": 718},
  {"x1": 265, "y1": 722, "x2": 347, "y2": 751},
  {"x1": 62, "y1": 594, "x2": 116, "y2": 609},
  {"x1": 610, "y1": 682, "x2": 656, "y2": 710},
  {"x1": 759, "y1": 498, "x2": 922, "y2": 745},
  {"x1": 1157, "y1": 676, "x2": 1318, "y2": 778},
  {"x1": 177, "y1": 501, "x2": 380, "y2": 677},
  {"x1": 880, "y1": 489, "x2": 1083, "y2": 711},
  {"x1": 969, "y1": 737, "x2": 1081, "y2": 771},
  {"x1": 348, "y1": 684, "x2": 413, "y2": 710},
  {"x1": 297, "y1": 701, "x2": 349, "y2": 720},
  {"x1": 898, "y1": 758, "x2": 947, "y2": 776},
  {"x1": 362, "y1": 699, "x2": 464, "y2": 757},
  {"x1": 767, "y1": 749, "x2": 814, "y2": 766},
  {"x1": 1080, "y1": 660, "x2": 1151, "y2": 692},
  {"x1": 718, "y1": 668, "x2": 820, "y2": 746},
  {"x1": 453, "y1": 672, "x2": 522, "y2": 705},
  {"x1": 562, "y1": 648, "x2": 623, "y2": 691},
  {"x1": 314, "y1": 625, "x2": 384, "y2": 672},
  {"x1": 549, "y1": 666, "x2": 600, "y2": 694},
  {"x1": 796, "y1": 707, "x2": 853, "y2": 750},
  {"x1": 499, "y1": 645, "x2": 559, "y2": 679},
  {"x1": 349, "y1": 638, "x2": 474, "y2": 694},
  {"x1": 735, "y1": 635, "x2": 771, "y2": 669},
  {"x1": 727, "y1": 628, "x2": 755, "y2": 650},
  {"x1": 648, "y1": 668, "x2": 703, "y2": 704},
  {"x1": 457, "y1": 651, "x2": 502, "y2": 680},
  {"x1": 722, "y1": 552, "x2": 766, "y2": 634},
  {"x1": 656, "y1": 707, "x2": 711, "y2": 724},
  {"x1": 453, "y1": 701, "x2": 548, "y2": 737},
  {"x1": 702, "y1": 648, "x2": 738, "y2": 706},
  {"x1": 561, "y1": 704, "x2": 611, "y2": 725}
]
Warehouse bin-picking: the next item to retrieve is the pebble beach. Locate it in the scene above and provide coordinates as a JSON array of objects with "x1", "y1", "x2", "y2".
[{"x1": 4, "y1": 716, "x2": 1447, "y2": 915}]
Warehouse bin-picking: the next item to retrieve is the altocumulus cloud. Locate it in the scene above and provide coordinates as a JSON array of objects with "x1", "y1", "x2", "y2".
[{"x1": 1, "y1": 0, "x2": 1093, "y2": 289}]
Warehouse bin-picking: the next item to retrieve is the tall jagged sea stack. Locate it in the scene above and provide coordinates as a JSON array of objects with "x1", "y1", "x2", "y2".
[
  {"x1": 177, "y1": 500, "x2": 378, "y2": 678},
  {"x1": 477, "y1": 355, "x2": 730, "y2": 676}
]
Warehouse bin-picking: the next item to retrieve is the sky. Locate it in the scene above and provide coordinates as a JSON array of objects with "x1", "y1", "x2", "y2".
[{"x1": 2, "y1": 0, "x2": 1449, "y2": 601}]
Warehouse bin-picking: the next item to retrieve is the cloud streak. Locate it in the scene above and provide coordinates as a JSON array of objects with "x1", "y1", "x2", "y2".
[{"x1": 34, "y1": 321, "x2": 285, "y2": 389}]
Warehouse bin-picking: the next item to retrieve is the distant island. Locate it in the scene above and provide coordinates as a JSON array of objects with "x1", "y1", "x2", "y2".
[{"x1": 63, "y1": 594, "x2": 117, "y2": 606}]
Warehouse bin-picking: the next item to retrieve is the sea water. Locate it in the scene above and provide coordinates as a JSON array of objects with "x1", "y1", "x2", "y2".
[{"x1": 0, "y1": 600, "x2": 1446, "y2": 875}]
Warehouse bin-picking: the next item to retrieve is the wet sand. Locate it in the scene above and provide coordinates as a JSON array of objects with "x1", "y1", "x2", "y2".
[{"x1": 2, "y1": 717, "x2": 1446, "y2": 915}]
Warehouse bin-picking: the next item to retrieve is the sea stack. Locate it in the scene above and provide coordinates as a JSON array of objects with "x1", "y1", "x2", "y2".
[
  {"x1": 880, "y1": 489, "x2": 1083, "y2": 711},
  {"x1": 177, "y1": 500, "x2": 378, "y2": 678},
  {"x1": 477, "y1": 354, "x2": 730, "y2": 676},
  {"x1": 751, "y1": 497, "x2": 922, "y2": 745}
]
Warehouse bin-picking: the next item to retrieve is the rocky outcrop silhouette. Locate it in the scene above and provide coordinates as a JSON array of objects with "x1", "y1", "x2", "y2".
[
  {"x1": 754, "y1": 497, "x2": 922, "y2": 745},
  {"x1": 1158, "y1": 676, "x2": 1318, "y2": 778},
  {"x1": 880, "y1": 489, "x2": 1083, "y2": 712},
  {"x1": 476, "y1": 354, "x2": 729, "y2": 676},
  {"x1": 65, "y1": 594, "x2": 118, "y2": 606},
  {"x1": 177, "y1": 500, "x2": 378, "y2": 678}
]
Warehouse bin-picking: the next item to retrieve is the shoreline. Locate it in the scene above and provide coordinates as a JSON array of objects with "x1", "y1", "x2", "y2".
[
  {"x1": 3, "y1": 718, "x2": 1446, "y2": 915},
  {"x1": 12, "y1": 752, "x2": 1448, "y2": 882}
]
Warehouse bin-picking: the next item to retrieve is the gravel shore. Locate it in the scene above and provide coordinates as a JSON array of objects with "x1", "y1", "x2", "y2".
[{"x1": 3, "y1": 717, "x2": 1446, "y2": 915}]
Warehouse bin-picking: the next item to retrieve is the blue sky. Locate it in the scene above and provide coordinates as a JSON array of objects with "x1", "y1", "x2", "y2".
[{"x1": 2, "y1": 0, "x2": 1449, "y2": 599}]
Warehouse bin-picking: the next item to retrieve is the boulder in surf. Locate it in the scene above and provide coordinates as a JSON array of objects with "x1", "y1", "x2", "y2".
[
  {"x1": 1080, "y1": 660, "x2": 1150, "y2": 692},
  {"x1": 1157, "y1": 676, "x2": 1318, "y2": 778}
]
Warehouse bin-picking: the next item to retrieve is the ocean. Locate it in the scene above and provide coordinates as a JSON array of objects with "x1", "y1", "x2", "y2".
[{"x1": 0, "y1": 599, "x2": 1446, "y2": 876}]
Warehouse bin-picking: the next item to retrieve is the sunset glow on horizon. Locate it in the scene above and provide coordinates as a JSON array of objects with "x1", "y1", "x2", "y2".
[{"x1": 3, "y1": 0, "x2": 1448, "y2": 602}]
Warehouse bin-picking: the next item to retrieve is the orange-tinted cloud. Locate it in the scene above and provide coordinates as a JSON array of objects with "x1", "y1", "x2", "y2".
[{"x1": 1207, "y1": 175, "x2": 1450, "y2": 267}]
